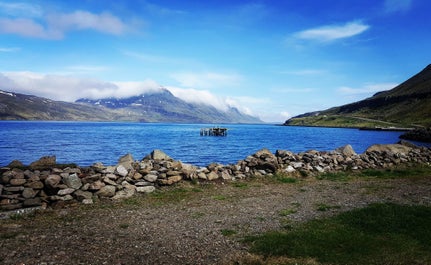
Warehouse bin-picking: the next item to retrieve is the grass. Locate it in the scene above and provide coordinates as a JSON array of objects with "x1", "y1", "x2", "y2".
[
  {"x1": 221, "y1": 229, "x2": 237, "y2": 237},
  {"x1": 315, "y1": 165, "x2": 431, "y2": 182},
  {"x1": 316, "y1": 172, "x2": 351, "y2": 181},
  {"x1": 360, "y1": 166, "x2": 431, "y2": 179},
  {"x1": 244, "y1": 203, "x2": 431, "y2": 265},
  {"x1": 315, "y1": 203, "x2": 341, "y2": 212},
  {"x1": 272, "y1": 173, "x2": 299, "y2": 184}
]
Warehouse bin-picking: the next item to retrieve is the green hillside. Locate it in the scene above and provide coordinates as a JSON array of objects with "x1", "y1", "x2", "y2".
[{"x1": 285, "y1": 64, "x2": 431, "y2": 128}]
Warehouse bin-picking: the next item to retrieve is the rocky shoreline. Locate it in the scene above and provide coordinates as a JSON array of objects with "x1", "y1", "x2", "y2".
[{"x1": 1, "y1": 141, "x2": 431, "y2": 214}]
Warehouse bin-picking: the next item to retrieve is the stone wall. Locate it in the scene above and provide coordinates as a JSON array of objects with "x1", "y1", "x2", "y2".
[{"x1": 1, "y1": 141, "x2": 430, "y2": 212}]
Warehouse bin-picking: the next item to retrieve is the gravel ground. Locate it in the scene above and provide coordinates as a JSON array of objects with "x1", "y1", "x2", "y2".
[{"x1": 1, "y1": 176, "x2": 431, "y2": 265}]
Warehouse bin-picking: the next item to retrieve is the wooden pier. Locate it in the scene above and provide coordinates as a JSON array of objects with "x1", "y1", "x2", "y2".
[{"x1": 200, "y1": 127, "x2": 228, "y2": 136}]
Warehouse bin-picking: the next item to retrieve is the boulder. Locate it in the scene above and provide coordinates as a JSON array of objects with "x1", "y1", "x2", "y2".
[
  {"x1": 9, "y1": 178, "x2": 26, "y2": 186},
  {"x1": 45, "y1": 174, "x2": 62, "y2": 189},
  {"x1": 159, "y1": 175, "x2": 182, "y2": 185},
  {"x1": 62, "y1": 173, "x2": 82, "y2": 189},
  {"x1": 7, "y1": 160, "x2": 24, "y2": 168},
  {"x1": 366, "y1": 144, "x2": 412, "y2": 154},
  {"x1": 22, "y1": 188, "x2": 37, "y2": 199},
  {"x1": 74, "y1": 190, "x2": 93, "y2": 202},
  {"x1": 144, "y1": 174, "x2": 158, "y2": 182},
  {"x1": 148, "y1": 149, "x2": 172, "y2": 161},
  {"x1": 335, "y1": 144, "x2": 357, "y2": 157},
  {"x1": 136, "y1": 186, "x2": 156, "y2": 193},
  {"x1": 116, "y1": 165, "x2": 129, "y2": 177},
  {"x1": 207, "y1": 171, "x2": 219, "y2": 181},
  {"x1": 57, "y1": 188, "x2": 76, "y2": 196},
  {"x1": 112, "y1": 186, "x2": 136, "y2": 200},
  {"x1": 118, "y1": 153, "x2": 134, "y2": 170},
  {"x1": 96, "y1": 185, "x2": 116, "y2": 197},
  {"x1": 30, "y1": 156, "x2": 56, "y2": 169}
]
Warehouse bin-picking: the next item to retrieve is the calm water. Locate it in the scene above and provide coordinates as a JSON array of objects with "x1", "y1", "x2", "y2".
[{"x1": 0, "y1": 121, "x2": 426, "y2": 167}]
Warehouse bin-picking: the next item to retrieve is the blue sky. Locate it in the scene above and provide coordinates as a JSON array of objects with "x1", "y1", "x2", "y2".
[{"x1": 0, "y1": 0, "x2": 430, "y2": 122}]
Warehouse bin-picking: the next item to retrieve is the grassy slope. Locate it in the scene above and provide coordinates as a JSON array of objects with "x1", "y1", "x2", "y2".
[{"x1": 286, "y1": 64, "x2": 431, "y2": 128}]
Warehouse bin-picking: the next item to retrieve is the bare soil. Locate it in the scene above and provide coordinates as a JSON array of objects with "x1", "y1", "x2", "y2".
[{"x1": 1, "y1": 176, "x2": 431, "y2": 265}]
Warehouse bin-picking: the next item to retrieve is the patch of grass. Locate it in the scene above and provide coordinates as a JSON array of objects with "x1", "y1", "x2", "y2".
[
  {"x1": 316, "y1": 172, "x2": 351, "y2": 181},
  {"x1": 244, "y1": 203, "x2": 431, "y2": 265},
  {"x1": 272, "y1": 173, "x2": 299, "y2": 184},
  {"x1": 232, "y1": 182, "x2": 249, "y2": 189},
  {"x1": 119, "y1": 223, "x2": 129, "y2": 229},
  {"x1": 221, "y1": 229, "x2": 237, "y2": 237},
  {"x1": 315, "y1": 203, "x2": 340, "y2": 212},
  {"x1": 360, "y1": 166, "x2": 431, "y2": 179},
  {"x1": 213, "y1": 195, "x2": 227, "y2": 201},
  {"x1": 279, "y1": 208, "x2": 298, "y2": 216}
]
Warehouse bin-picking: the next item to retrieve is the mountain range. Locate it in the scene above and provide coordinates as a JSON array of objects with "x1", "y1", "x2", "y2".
[
  {"x1": 285, "y1": 64, "x2": 431, "y2": 128},
  {"x1": 0, "y1": 88, "x2": 261, "y2": 123}
]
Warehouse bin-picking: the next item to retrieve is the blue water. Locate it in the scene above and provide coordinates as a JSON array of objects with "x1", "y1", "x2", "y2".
[{"x1": 0, "y1": 121, "x2": 427, "y2": 167}]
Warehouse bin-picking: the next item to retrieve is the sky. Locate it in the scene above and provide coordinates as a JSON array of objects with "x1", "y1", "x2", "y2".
[{"x1": 0, "y1": 0, "x2": 430, "y2": 122}]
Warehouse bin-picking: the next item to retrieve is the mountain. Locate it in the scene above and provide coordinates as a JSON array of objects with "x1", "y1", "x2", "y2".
[
  {"x1": 0, "y1": 88, "x2": 262, "y2": 123},
  {"x1": 284, "y1": 64, "x2": 431, "y2": 128}
]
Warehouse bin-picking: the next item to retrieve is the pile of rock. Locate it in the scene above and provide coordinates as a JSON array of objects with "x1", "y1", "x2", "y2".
[{"x1": 1, "y1": 142, "x2": 430, "y2": 212}]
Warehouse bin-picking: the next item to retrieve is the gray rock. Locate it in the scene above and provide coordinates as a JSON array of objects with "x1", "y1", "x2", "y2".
[
  {"x1": 366, "y1": 144, "x2": 412, "y2": 154},
  {"x1": 30, "y1": 155, "x2": 56, "y2": 169},
  {"x1": 96, "y1": 185, "x2": 116, "y2": 197},
  {"x1": 284, "y1": 165, "x2": 296, "y2": 173},
  {"x1": 74, "y1": 190, "x2": 93, "y2": 201},
  {"x1": 112, "y1": 186, "x2": 136, "y2": 200},
  {"x1": 335, "y1": 144, "x2": 357, "y2": 157},
  {"x1": 116, "y1": 165, "x2": 129, "y2": 177},
  {"x1": 144, "y1": 174, "x2": 158, "y2": 182},
  {"x1": 207, "y1": 171, "x2": 219, "y2": 181},
  {"x1": 22, "y1": 188, "x2": 37, "y2": 199},
  {"x1": 82, "y1": 199, "x2": 93, "y2": 204},
  {"x1": 103, "y1": 177, "x2": 117, "y2": 186},
  {"x1": 23, "y1": 197, "x2": 42, "y2": 207},
  {"x1": 136, "y1": 186, "x2": 156, "y2": 193},
  {"x1": 57, "y1": 188, "x2": 76, "y2": 196},
  {"x1": 159, "y1": 175, "x2": 182, "y2": 185},
  {"x1": 62, "y1": 173, "x2": 82, "y2": 189},
  {"x1": 45, "y1": 175, "x2": 61, "y2": 189},
  {"x1": 118, "y1": 153, "x2": 134, "y2": 170},
  {"x1": 9, "y1": 178, "x2": 26, "y2": 186},
  {"x1": 88, "y1": 180, "x2": 105, "y2": 191},
  {"x1": 149, "y1": 149, "x2": 172, "y2": 160}
]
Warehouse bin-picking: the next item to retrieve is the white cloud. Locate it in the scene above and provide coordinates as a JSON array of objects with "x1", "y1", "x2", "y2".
[
  {"x1": 0, "y1": 71, "x2": 161, "y2": 101},
  {"x1": 47, "y1": 11, "x2": 128, "y2": 36},
  {"x1": 384, "y1": 0, "x2": 412, "y2": 13},
  {"x1": 0, "y1": 18, "x2": 51, "y2": 38},
  {"x1": 0, "y1": 10, "x2": 132, "y2": 39},
  {"x1": 167, "y1": 86, "x2": 230, "y2": 111},
  {"x1": 0, "y1": 2, "x2": 43, "y2": 17},
  {"x1": 294, "y1": 21, "x2": 370, "y2": 42},
  {"x1": 170, "y1": 71, "x2": 243, "y2": 89},
  {"x1": 338, "y1": 83, "x2": 398, "y2": 95}
]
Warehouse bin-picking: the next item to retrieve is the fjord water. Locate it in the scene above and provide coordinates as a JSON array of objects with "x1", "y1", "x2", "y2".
[{"x1": 0, "y1": 121, "x2": 419, "y2": 167}]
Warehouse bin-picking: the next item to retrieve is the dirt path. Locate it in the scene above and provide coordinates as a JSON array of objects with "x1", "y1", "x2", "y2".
[{"x1": 1, "y1": 177, "x2": 431, "y2": 265}]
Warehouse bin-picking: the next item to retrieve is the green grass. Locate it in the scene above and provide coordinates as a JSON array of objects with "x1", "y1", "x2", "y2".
[
  {"x1": 244, "y1": 203, "x2": 431, "y2": 265},
  {"x1": 213, "y1": 195, "x2": 228, "y2": 201},
  {"x1": 272, "y1": 173, "x2": 299, "y2": 183},
  {"x1": 360, "y1": 166, "x2": 431, "y2": 179},
  {"x1": 315, "y1": 165, "x2": 431, "y2": 182},
  {"x1": 221, "y1": 229, "x2": 237, "y2": 236}
]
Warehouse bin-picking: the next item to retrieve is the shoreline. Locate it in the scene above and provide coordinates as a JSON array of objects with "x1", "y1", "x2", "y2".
[{"x1": 1, "y1": 141, "x2": 431, "y2": 214}]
